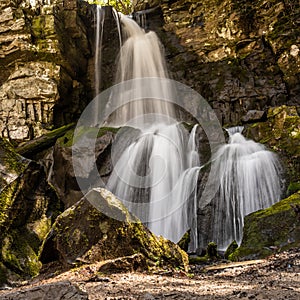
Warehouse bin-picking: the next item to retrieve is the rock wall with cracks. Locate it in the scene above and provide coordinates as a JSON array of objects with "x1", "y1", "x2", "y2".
[
  {"x1": 0, "y1": 0, "x2": 93, "y2": 141},
  {"x1": 135, "y1": 0, "x2": 300, "y2": 126}
]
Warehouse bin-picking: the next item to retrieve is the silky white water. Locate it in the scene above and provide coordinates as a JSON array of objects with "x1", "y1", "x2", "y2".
[
  {"x1": 94, "y1": 6, "x2": 105, "y2": 97},
  {"x1": 105, "y1": 14, "x2": 200, "y2": 248},
  {"x1": 93, "y1": 11, "x2": 283, "y2": 252},
  {"x1": 106, "y1": 15, "x2": 176, "y2": 126},
  {"x1": 209, "y1": 127, "x2": 282, "y2": 250}
]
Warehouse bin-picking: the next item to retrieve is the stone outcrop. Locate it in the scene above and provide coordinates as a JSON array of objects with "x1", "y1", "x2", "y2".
[
  {"x1": 49, "y1": 126, "x2": 117, "y2": 208},
  {"x1": 0, "y1": 0, "x2": 92, "y2": 141},
  {"x1": 43, "y1": 188, "x2": 189, "y2": 271},
  {"x1": 230, "y1": 191, "x2": 300, "y2": 260}
]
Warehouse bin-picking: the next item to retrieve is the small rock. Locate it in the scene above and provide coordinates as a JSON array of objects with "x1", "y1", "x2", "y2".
[
  {"x1": 239, "y1": 291, "x2": 248, "y2": 298},
  {"x1": 140, "y1": 292, "x2": 156, "y2": 300},
  {"x1": 241, "y1": 110, "x2": 266, "y2": 123},
  {"x1": 88, "y1": 275, "x2": 111, "y2": 282}
]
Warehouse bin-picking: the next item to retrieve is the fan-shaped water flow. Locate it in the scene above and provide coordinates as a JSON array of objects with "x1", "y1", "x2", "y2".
[
  {"x1": 107, "y1": 121, "x2": 200, "y2": 246},
  {"x1": 106, "y1": 15, "x2": 200, "y2": 246},
  {"x1": 209, "y1": 126, "x2": 282, "y2": 250}
]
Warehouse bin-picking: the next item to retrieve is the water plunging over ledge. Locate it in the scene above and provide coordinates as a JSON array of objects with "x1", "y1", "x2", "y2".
[
  {"x1": 206, "y1": 126, "x2": 282, "y2": 250},
  {"x1": 104, "y1": 14, "x2": 200, "y2": 249},
  {"x1": 87, "y1": 8, "x2": 283, "y2": 252}
]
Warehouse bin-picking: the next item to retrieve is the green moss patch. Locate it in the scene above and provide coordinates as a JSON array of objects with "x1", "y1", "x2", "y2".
[{"x1": 230, "y1": 191, "x2": 300, "y2": 261}]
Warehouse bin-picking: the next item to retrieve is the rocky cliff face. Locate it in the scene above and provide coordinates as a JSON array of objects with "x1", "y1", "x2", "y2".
[
  {"x1": 136, "y1": 0, "x2": 299, "y2": 125},
  {"x1": 0, "y1": 0, "x2": 92, "y2": 141}
]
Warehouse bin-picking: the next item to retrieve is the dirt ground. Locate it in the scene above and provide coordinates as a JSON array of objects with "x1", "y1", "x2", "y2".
[{"x1": 0, "y1": 248, "x2": 299, "y2": 299}]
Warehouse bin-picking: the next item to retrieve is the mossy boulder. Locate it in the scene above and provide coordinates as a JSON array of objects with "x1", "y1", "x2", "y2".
[
  {"x1": 49, "y1": 126, "x2": 119, "y2": 208},
  {"x1": 45, "y1": 188, "x2": 189, "y2": 272},
  {"x1": 246, "y1": 105, "x2": 300, "y2": 189},
  {"x1": 0, "y1": 138, "x2": 62, "y2": 283},
  {"x1": 230, "y1": 191, "x2": 300, "y2": 261}
]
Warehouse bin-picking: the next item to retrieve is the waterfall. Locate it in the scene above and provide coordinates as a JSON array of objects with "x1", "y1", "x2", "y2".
[
  {"x1": 106, "y1": 15, "x2": 200, "y2": 247},
  {"x1": 90, "y1": 11, "x2": 283, "y2": 252},
  {"x1": 208, "y1": 126, "x2": 282, "y2": 250},
  {"x1": 94, "y1": 6, "x2": 105, "y2": 97},
  {"x1": 106, "y1": 15, "x2": 176, "y2": 126},
  {"x1": 94, "y1": 6, "x2": 123, "y2": 96}
]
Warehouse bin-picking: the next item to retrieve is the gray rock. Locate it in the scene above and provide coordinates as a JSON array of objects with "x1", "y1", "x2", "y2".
[{"x1": 241, "y1": 110, "x2": 266, "y2": 123}]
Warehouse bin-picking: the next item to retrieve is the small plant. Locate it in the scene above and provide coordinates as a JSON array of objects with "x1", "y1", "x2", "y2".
[{"x1": 88, "y1": 0, "x2": 132, "y2": 14}]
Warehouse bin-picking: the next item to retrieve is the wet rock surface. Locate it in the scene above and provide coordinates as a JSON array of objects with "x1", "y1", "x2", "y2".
[{"x1": 136, "y1": 0, "x2": 300, "y2": 125}]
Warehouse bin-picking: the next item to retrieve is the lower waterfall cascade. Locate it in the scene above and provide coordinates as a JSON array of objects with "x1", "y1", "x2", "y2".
[{"x1": 205, "y1": 126, "x2": 283, "y2": 250}]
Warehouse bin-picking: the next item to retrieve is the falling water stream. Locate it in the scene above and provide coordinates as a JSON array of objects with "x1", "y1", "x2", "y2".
[
  {"x1": 104, "y1": 14, "x2": 200, "y2": 249},
  {"x1": 93, "y1": 9, "x2": 282, "y2": 252},
  {"x1": 208, "y1": 126, "x2": 282, "y2": 250}
]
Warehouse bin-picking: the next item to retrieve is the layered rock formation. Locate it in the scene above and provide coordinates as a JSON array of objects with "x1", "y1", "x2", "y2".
[
  {"x1": 135, "y1": 0, "x2": 299, "y2": 125},
  {"x1": 0, "y1": 0, "x2": 92, "y2": 141}
]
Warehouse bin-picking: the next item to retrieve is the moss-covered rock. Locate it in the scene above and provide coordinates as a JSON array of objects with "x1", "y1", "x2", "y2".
[
  {"x1": 246, "y1": 105, "x2": 300, "y2": 188},
  {"x1": 224, "y1": 240, "x2": 238, "y2": 260},
  {"x1": 0, "y1": 138, "x2": 62, "y2": 283},
  {"x1": 0, "y1": 138, "x2": 29, "y2": 236},
  {"x1": 229, "y1": 191, "x2": 300, "y2": 261},
  {"x1": 45, "y1": 188, "x2": 189, "y2": 272},
  {"x1": 1, "y1": 232, "x2": 42, "y2": 277},
  {"x1": 50, "y1": 126, "x2": 119, "y2": 208}
]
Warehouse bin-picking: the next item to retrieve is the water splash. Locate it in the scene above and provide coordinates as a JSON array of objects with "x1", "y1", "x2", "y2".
[{"x1": 208, "y1": 127, "x2": 282, "y2": 250}]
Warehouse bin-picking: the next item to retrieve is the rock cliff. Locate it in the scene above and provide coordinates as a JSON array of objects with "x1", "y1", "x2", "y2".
[
  {"x1": 134, "y1": 0, "x2": 299, "y2": 125},
  {"x1": 0, "y1": 0, "x2": 92, "y2": 141}
]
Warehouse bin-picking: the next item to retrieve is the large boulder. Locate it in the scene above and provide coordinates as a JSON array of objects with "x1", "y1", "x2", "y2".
[
  {"x1": 43, "y1": 188, "x2": 189, "y2": 271},
  {"x1": 230, "y1": 191, "x2": 300, "y2": 260}
]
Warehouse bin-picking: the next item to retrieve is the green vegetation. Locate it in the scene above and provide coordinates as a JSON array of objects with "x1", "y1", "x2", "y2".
[
  {"x1": 88, "y1": 0, "x2": 132, "y2": 14},
  {"x1": 224, "y1": 240, "x2": 238, "y2": 259}
]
